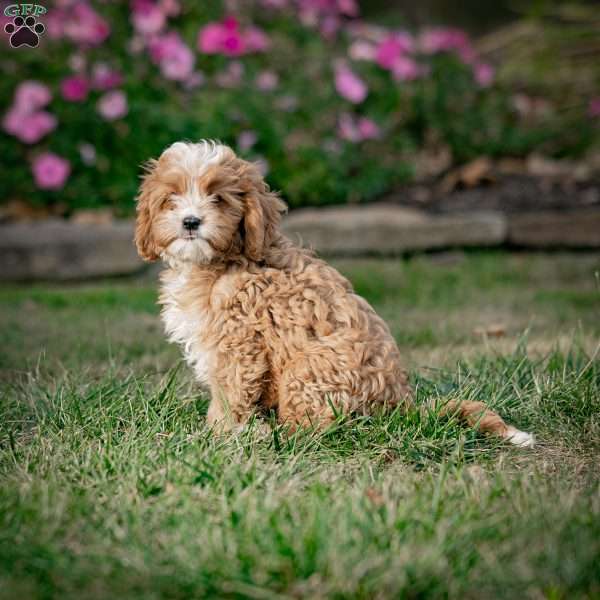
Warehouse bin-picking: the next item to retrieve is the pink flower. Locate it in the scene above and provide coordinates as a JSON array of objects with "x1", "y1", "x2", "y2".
[
  {"x1": 334, "y1": 64, "x2": 368, "y2": 104},
  {"x1": 32, "y1": 153, "x2": 71, "y2": 190},
  {"x1": 337, "y1": 0, "x2": 359, "y2": 17},
  {"x1": 589, "y1": 97, "x2": 600, "y2": 118},
  {"x1": 46, "y1": 8, "x2": 66, "y2": 39},
  {"x1": 61, "y1": 76, "x2": 89, "y2": 102},
  {"x1": 197, "y1": 17, "x2": 269, "y2": 56},
  {"x1": 374, "y1": 34, "x2": 423, "y2": 80},
  {"x1": 215, "y1": 61, "x2": 244, "y2": 88},
  {"x1": 183, "y1": 71, "x2": 205, "y2": 90},
  {"x1": 14, "y1": 81, "x2": 52, "y2": 112},
  {"x1": 220, "y1": 17, "x2": 246, "y2": 57},
  {"x1": 91, "y1": 63, "x2": 124, "y2": 90},
  {"x1": 457, "y1": 45, "x2": 476, "y2": 65},
  {"x1": 337, "y1": 113, "x2": 380, "y2": 142},
  {"x1": 255, "y1": 70, "x2": 278, "y2": 91},
  {"x1": 149, "y1": 32, "x2": 195, "y2": 81},
  {"x1": 68, "y1": 52, "x2": 87, "y2": 72},
  {"x1": 197, "y1": 23, "x2": 225, "y2": 53},
  {"x1": 320, "y1": 15, "x2": 340, "y2": 39},
  {"x1": 298, "y1": 0, "x2": 359, "y2": 29},
  {"x1": 298, "y1": 2, "x2": 318, "y2": 27},
  {"x1": 159, "y1": 0, "x2": 180, "y2": 16},
  {"x1": 418, "y1": 27, "x2": 476, "y2": 63},
  {"x1": 391, "y1": 55, "x2": 422, "y2": 81},
  {"x1": 338, "y1": 112, "x2": 359, "y2": 142},
  {"x1": 131, "y1": 0, "x2": 166, "y2": 35},
  {"x1": 474, "y1": 63, "x2": 494, "y2": 87},
  {"x1": 97, "y1": 90, "x2": 128, "y2": 121},
  {"x1": 3, "y1": 81, "x2": 56, "y2": 144},
  {"x1": 148, "y1": 33, "x2": 176, "y2": 61},
  {"x1": 245, "y1": 26, "x2": 270, "y2": 52},
  {"x1": 348, "y1": 40, "x2": 376, "y2": 61},
  {"x1": 64, "y1": 2, "x2": 111, "y2": 46},
  {"x1": 419, "y1": 28, "x2": 469, "y2": 54},
  {"x1": 260, "y1": 0, "x2": 289, "y2": 8},
  {"x1": 161, "y1": 46, "x2": 194, "y2": 81},
  {"x1": 2, "y1": 108, "x2": 24, "y2": 137},
  {"x1": 3, "y1": 109, "x2": 57, "y2": 144},
  {"x1": 357, "y1": 117, "x2": 380, "y2": 139},
  {"x1": 376, "y1": 33, "x2": 414, "y2": 69},
  {"x1": 237, "y1": 130, "x2": 257, "y2": 151}
]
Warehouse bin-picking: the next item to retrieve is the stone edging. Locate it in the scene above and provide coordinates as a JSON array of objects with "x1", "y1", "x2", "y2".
[
  {"x1": 1, "y1": 206, "x2": 599, "y2": 281},
  {"x1": 0, "y1": 218, "x2": 140, "y2": 281},
  {"x1": 282, "y1": 206, "x2": 506, "y2": 254}
]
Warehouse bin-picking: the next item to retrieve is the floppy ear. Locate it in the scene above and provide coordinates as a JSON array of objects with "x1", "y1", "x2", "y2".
[
  {"x1": 135, "y1": 160, "x2": 161, "y2": 262},
  {"x1": 241, "y1": 171, "x2": 287, "y2": 262},
  {"x1": 243, "y1": 193, "x2": 266, "y2": 262}
]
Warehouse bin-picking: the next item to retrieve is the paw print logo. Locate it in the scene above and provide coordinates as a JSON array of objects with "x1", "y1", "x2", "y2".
[{"x1": 5, "y1": 15, "x2": 45, "y2": 48}]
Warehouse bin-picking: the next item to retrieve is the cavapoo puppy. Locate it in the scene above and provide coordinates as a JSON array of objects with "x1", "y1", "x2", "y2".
[{"x1": 135, "y1": 140, "x2": 534, "y2": 447}]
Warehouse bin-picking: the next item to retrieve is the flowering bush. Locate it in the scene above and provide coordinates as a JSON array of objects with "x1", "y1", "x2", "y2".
[{"x1": 0, "y1": 0, "x2": 594, "y2": 213}]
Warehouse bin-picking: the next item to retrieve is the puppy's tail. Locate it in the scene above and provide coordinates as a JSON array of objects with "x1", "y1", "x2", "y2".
[{"x1": 435, "y1": 399, "x2": 535, "y2": 447}]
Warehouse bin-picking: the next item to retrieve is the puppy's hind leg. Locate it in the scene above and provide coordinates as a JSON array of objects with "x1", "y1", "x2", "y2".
[{"x1": 275, "y1": 356, "x2": 341, "y2": 432}]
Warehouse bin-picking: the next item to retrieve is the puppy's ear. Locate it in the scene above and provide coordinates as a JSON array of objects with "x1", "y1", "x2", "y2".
[
  {"x1": 241, "y1": 166, "x2": 286, "y2": 261},
  {"x1": 135, "y1": 160, "x2": 162, "y2": 262},
  {"x1": 242, "y1": 193, "x2": 265, "y2": 261}
]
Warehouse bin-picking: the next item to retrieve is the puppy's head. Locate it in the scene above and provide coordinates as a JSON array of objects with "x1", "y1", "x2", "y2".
[{"x1": 135, "y1": 140, "x2": 286, "y2": 265}]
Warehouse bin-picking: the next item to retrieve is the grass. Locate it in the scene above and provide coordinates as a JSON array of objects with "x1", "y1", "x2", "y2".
[{"x1": 0, "y1": 251, "x2": 599, "y2": 599}]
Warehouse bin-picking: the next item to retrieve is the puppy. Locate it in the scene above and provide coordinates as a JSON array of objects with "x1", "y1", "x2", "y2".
[{"x1": 135, "y1": 140, "x2": 534, "y2": 446}]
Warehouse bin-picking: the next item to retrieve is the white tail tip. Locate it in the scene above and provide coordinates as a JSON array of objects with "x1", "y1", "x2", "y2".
[{"x1": 506, "y1": 426, "x2": 536, "y2": 448}]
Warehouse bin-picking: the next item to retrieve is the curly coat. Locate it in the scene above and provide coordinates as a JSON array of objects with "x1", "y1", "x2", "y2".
[{"x1": 135, "y1": 141, "x2": 534, "y2": 446}]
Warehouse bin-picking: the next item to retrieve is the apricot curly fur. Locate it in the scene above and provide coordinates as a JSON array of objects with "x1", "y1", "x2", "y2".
[{"x1": 134, "y1": 140, "x2": 534, "y2": 446}]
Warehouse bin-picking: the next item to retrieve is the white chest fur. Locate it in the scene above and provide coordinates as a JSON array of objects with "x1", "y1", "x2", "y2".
[{"x1": 160, "y1": 268, "x2": 212, "y2": 384}]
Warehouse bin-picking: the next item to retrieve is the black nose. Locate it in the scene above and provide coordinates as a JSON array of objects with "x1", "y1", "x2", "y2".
[{"x1": 182, "y1": 216, "x2": 202, "y2": 231}]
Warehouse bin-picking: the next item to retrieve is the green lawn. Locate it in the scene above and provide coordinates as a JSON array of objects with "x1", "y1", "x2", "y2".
[{"x1": 1, "y1": 251, "x2": 599, "y2": 599}]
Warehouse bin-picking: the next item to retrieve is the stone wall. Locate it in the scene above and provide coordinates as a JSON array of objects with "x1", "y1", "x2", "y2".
[{"x1": 1, "y1": 206, "x2": 599, "y2": 281}]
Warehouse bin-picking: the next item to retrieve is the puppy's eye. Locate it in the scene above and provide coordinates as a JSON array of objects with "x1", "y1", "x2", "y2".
[{"x1": 211, "y1": 194, "x2": 225, "y2": 205}]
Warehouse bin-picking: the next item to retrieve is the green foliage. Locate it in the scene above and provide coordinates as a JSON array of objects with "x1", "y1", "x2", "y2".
[{"x1": 1, "y1": 2, "x2": 594, "y2": 214}]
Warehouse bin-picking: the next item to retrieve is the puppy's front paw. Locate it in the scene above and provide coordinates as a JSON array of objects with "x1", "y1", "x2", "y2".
[
  {"x1": 230, "y1": 421, "x2": 272, "y2": 439},
  {"x1": 247, "y1": 421, "x2": 272, "y2": 439}
]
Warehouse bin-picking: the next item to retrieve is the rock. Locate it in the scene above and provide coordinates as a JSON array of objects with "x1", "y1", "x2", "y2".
[
  {"x1": 507, "y1": 209, "x2": 600, "y2": 248},
  {"x1": 282, "y1": 205, "x2": 507, "y2": 255},
  {"x1": 526, "y1": 153, "x2": 591, "y2": 182},
  {"x1": 2, "y1": 205, "x2": 597, "y2": 282},
  {"x1": 70, "y1": 208, "x2": 114, "y2": 225},
  {"x1": 0, "y1": 218, "x2": 142, "y2": 281}
]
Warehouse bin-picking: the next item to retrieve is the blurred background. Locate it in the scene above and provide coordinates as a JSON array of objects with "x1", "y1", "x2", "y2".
[{"x1": 1, "y1": 0, "x2": 599, "y2": 218}]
